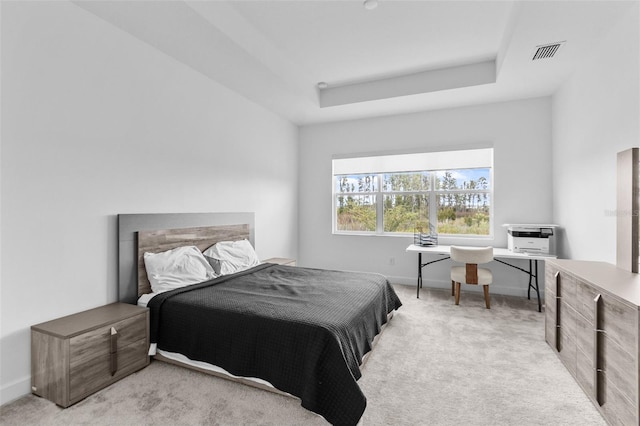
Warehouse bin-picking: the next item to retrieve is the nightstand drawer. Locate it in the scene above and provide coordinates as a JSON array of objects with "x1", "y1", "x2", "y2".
[
  {"x1": 69, "y1": 338, "x2": 148, "y2": 403},
  {"x1": 70, "y1": 313, "x2": 147, "y2": 367}
]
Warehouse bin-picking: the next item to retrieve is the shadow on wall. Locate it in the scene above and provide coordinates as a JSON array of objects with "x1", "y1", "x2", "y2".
[
  {"x1": 106, "y1": 214, "x2": 119, "y2": 302},
  {"x1": 556, "y1": 227, "x2": 571, "y2": 259},
  {"x1": 0, "y1": 328, "x2": 31, "y2": 405}
]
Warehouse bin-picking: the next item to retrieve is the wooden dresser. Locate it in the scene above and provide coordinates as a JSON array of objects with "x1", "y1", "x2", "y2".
[
  {"x1": 545, "y1": 259, "x2": 640, "y2": 425},
  {"x1": 31, "y1": 303, "x2": 149, "y2": 407}
]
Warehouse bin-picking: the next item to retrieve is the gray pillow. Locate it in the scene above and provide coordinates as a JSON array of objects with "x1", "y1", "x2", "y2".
[{"x1": 204, "y1": 255, "x2": 222, "y2": 275}]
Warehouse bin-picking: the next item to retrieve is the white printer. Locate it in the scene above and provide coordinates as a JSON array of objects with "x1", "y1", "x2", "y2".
[{"x1": 504, "y1": 224, "x2": 558, "y2": 255}]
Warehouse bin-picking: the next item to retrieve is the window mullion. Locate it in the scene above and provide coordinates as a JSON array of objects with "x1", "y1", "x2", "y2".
[
  {"x1": 376, "y1": 174, "x2": 384, "y2": 234},
  {"x1": 429, "y1": 173, "x2": 437, "y2": 230}
]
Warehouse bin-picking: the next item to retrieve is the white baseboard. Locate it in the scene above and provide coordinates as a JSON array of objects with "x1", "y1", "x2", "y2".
[
  {"x1": 385, "y1": 275, "x2": 415, "y2": 286},
  {"x1": 387, "y1": 275, "x2": 545, "y2": 300},
  {"x1": 1, "y1": 376, "x2": 31, "y2": 406}
]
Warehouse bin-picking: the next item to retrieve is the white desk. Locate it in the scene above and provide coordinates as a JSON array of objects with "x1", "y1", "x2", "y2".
[{"x1": 406, "y1": 244, "x2": 556, "y2": 312}]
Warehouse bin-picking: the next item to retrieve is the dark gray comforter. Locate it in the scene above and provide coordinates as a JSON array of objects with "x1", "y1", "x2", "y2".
[{"x1": 148, "y1": 263, "x2": 402, "y2": 425}]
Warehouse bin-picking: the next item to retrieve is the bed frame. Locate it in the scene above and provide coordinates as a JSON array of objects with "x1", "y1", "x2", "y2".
[
  {"x1": 117, "y1": 212, "x2": 297, "y2": 396},
  {"x1": 117, "y1": 212, "x2": 393, "y2": 404}
]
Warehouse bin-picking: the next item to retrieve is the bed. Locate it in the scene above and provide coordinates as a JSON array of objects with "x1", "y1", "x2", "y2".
[{"x1": 118, "y1": 213, "x2": 402, "y2": 425}]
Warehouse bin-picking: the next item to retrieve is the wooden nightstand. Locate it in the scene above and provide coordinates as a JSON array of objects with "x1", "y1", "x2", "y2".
[
  {"x1": 31, "y1": 302, "x2": 149, "y2": 407},
  {"x1": 263, "y1": 257, "x2": 296, "y2": 266}
]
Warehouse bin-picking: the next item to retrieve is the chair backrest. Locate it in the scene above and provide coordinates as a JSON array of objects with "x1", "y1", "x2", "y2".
[{"x1": 450, "y1": 246, "x2": 493, "y2": 265}]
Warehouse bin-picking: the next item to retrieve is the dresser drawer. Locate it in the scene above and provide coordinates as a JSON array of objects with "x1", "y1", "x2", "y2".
[
  {"x1": 576, "y1": 307, "x2": 596, "y2": 402},
  {"x1": 558, "y1": 302, "x2": 577, "y2": 375},
  {"x1": 70, "y1": 313, "x2": 147, "y2": 368},
  {"x1": 576, "y1": 346, "x2": 595, "y2": 400},
  {"x1": 600, "y1": 295, "x2": 637, "y2": 356},
  {"x1": 544, "y1": 266, "x2": 557, "y2": 295},
  {"x1": 545, "y1": 267, "x2": 578, "y2": 309},
  {"x1": 544, "y1": 284, "x2": 557, "y2": 348},
  {"x1": 544, "y1": 295, "x2": 557, "y2": 349},
  {"x1": 600, "y1": 375, "x2": 637, "y2": 426},
  {"x1": 575, "y1": 312, "x2": 594, "y2": 354},
  {"x1": 600, "y1": 332, "x2": 637, "y2": 405},
  {"x1": 69, "y1": 338, "x2": 148, "y2": 403},
  {"x1": 576, "y1": 279, "x2": 600, "y2": 323},
  {"x1": 557, "y1": 272, "x2": 578, "y2": 308}
]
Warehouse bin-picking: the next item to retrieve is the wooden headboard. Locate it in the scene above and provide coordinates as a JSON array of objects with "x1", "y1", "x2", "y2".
[
  {"x1": 118, "y1": 212, "x2": 255, "y2": 303},
  {"x1": 136, "y1": 224, "x2": 250, "y2": 297}
]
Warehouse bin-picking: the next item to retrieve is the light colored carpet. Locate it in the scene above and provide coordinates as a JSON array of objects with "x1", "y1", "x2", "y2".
[{"x1": 1, "y1": 284, "x2": 605, "y2": 425}]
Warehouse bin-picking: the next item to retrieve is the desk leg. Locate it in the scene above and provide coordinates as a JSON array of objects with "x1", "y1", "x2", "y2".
[
  {"x1": 534, "y1": 260, "x2": 541, "y2": 312},
  {"x1": 495, "y1": 257, "x2": 543, "y2": 313},
  {"x1": 417, "y1": 252, "x2": 422, "y2": 298},
  {"x1": 527, "y1": 260, "x2": 542, "y2": 313},
  {"x1": 527, "y1": 260, "x2": 533, "y2": 300}
]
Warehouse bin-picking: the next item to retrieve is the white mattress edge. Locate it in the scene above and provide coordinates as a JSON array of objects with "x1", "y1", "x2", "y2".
[{"x1": 156, "y1": 349, "x2": 284, "y2": 393}]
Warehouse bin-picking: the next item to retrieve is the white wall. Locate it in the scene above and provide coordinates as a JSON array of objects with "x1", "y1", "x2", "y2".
[
  {"x1": 552, "y1": 3, "x2": 640, "y2": 262},
  {"x1": 0, "y1": 2, "x2": 298, "y2": 404},
  {"x1": 299, "y1": 98, "x2": 553, "y2": 297}
]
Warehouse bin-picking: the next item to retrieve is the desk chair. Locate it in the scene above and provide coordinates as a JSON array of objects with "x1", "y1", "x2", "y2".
[{"x1": 450, "y1": 246, "x2": 493, "y2": 309}]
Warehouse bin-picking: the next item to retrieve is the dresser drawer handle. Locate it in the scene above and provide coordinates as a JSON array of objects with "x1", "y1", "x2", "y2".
[
  {"x1": 593, "y1": 294, "x2": 602, "y2": 406},
  {"x1": 110, "y1": 327, "x2": 118, "y2": 376},
  {"x1": 555, "y1": 272, "x2": 561, "y2": 351}
]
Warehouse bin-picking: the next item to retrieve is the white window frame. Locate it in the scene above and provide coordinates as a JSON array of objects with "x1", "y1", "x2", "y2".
[{"x1": 332, "y1": 148, "x2": 494, "y2": 238}]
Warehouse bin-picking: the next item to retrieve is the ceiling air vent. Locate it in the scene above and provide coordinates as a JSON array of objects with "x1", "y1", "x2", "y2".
[{"x1": 532, "y1": 41, "x2": 565, "y2": 60}]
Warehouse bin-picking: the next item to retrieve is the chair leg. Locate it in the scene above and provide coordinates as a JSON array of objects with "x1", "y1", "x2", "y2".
[
  {"x1": 454, "y1": 282, "x2": 461, "y2": 305},
  {"x1": 483, "y1": 285, "x2": 490, "y2": 309},
  {"x1": 451, "y1": 280, "x2": 455, "y2": 296}
]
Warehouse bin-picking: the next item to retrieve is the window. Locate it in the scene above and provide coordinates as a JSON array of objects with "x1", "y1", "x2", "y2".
[
  {"x1": 434, "y1": 169, "x2": 491, "y2": 235},
  {"x1": 333, "y1": 148, "x2": 493, "y2": 236},
  {"x1": 335, "y1": 174, "x2": 377, "y2": 232}
]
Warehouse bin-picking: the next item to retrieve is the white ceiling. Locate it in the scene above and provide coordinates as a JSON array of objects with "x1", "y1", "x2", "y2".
[
  {"x1": 75, "y1": 0, "x2": 636, "y2": 125},
  {"x1": 223, "y1": 0, "x2": 510, "y2": 85}
]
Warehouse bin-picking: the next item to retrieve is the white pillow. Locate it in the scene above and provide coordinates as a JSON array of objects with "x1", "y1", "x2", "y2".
[
  {"x1": 202, "y1": 239, "x2": 260, "y2": 275},
  {"x1": 144, "y1": 246, "x2": 216, "y2": 294}
]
